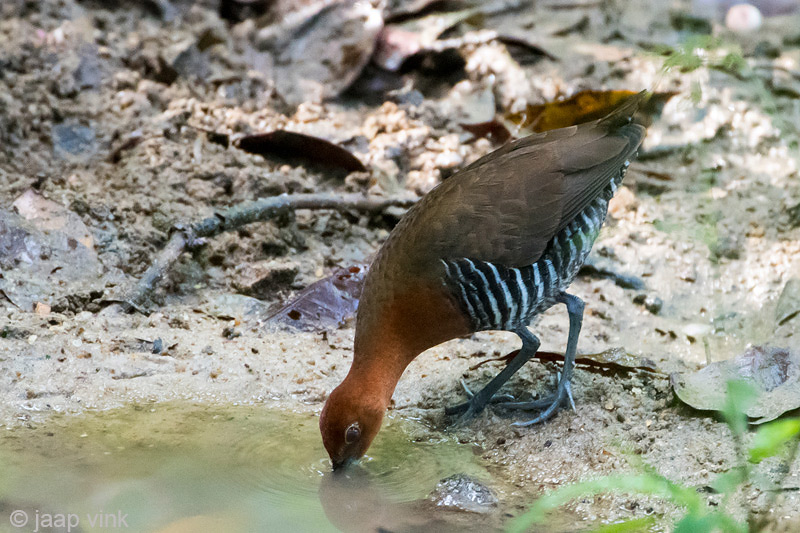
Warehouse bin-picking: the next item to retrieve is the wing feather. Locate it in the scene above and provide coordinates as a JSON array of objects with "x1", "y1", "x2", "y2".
[{"x1": 378, "y1": 93, "x2": 647, "y2": 278}]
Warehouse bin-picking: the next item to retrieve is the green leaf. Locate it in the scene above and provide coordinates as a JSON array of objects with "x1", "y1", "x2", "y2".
[
  {"x1": 674, "y1": 513, "x2": 747, "y2": 533},
  {"x1": 674, "y1": 514, "x2": 717, "y2": 533},
  {"x1": 690, "y1": 82, "x2": 703, "y2": 104},
  {"x1": 593, "y1": 517, "x2": 656, "y2": 532},
  {"x1": 664, "y1": 52, "x2": 703, "y2": 73},
  {"x1": 507, "y1": 473, "x2": 703, "y2": 533},
  {"x1": 716, "y1": 52, "x2": 746, "y2": 75},
  {"x1": 721, "y1": 380, "x2": 757, "y2": 437},
  {"x1": 748, "y1": 418, "x2": 800, "y2": 463},
  {"x1": 710, "y1": 466, "x2": 747, "y2": 494}
]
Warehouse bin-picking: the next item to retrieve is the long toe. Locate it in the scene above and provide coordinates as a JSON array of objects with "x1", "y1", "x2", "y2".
[
  {"x1": 496, "y1": 393, "x2": 559, "y2": 411},
  {"x1": 511, "y1": 397, "x2": 564, "y2": 427},
  {"x1": 509, "y1": 380, "x2": 574, "y2": 427},
  {"x1": 445, "y1": 400, "x2": 471, "y2": 417},
  {"x1": 446, "y1": 391, "x2": 518, "y2": 418}
]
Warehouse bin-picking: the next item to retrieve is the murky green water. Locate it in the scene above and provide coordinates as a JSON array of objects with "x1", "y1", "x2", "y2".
[{"x1": 0, "y1": 404, "x2": 496, "y2": 533}]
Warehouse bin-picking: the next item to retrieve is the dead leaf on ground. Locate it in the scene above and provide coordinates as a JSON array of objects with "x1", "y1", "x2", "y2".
[
  {"x1": 384, "y1": 0, "x2": 470, "y2": 23},
  {"x1": 496, "y1": 34, "x2": 558, "y2": 63},
  {"x1": 775, "y1": 278, "x2": 800, "y2": 327},
  {"x1": 459, "y1": 121, "x2": 512, "y2": 144},
  {"x1": 374, "y1": 25, "x2": 426, "y2": 72},
  {"x1": 263, "y1": 265, "x2": 367, "y2": 332},
  {"x1": 254, "y1": 0, "x2": 383, "y2": 107},
  {"x1": 219, "y1": 0, "x2": 272, "y2": 23},
  {"x1": 235, "y1": 131, "x2": 367, "y2": 173},
  {"x1": 507, "y1": 90, "x2": 678, "y2": 135},
  {"x1": 1, "y1": 199, "x2": 103, "y2": 312},
  {"x1": 13, "y1": 189, "x2": 94, "y2": 249},
  {"x1": 672, "y1": 345, "x2": 800, "y2": 423},
  {"x1": 374, "y1": 8, "x2": 554, "y2": 72},
  {"x1": 372, "y1": 6, "x2": 484, "y2": 72},
  {"x1": 462, "y1": 90, "x2": 676, "y2": 145}
]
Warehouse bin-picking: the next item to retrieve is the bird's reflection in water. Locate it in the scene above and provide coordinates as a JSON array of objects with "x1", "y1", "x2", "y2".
[{"x1": 318, "y1": 466, "x2": 495, "y2": 533}]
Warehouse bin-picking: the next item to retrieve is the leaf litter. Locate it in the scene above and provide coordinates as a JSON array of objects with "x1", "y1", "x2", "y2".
[
  {"x1": 1, "y1": 190, "x2": 105, "y2": 311},
  {"x1": 263, "y1": 264, "x2": 368, "y2": 332},
  {"x1": 672, "y1": 345, "x2": 800, "y2": 423}
]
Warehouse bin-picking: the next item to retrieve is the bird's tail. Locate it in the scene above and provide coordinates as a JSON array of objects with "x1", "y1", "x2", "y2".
[{"x1": 598, "y1": 90, "x2": 651, "y2": 130}]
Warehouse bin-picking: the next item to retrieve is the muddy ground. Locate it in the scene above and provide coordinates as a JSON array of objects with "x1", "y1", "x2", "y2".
[{"x1": 2, "y1": 0, "x2": 800, "y2": 531}]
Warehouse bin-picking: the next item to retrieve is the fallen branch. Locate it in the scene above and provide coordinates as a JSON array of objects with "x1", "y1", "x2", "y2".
[{"x1": 109, "y1": 192, "x2": 417, "y2": 313}]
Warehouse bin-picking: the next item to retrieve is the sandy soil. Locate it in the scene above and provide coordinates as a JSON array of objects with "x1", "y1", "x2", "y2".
[{"x1": 2, "y1": 0, "x2": 800, "y2": 530}]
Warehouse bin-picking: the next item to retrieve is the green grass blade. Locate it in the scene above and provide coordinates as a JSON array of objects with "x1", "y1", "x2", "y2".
[
  {"x1": 507, "y1": 473, "x2": 703, "y2": 533},
  {"x1": 749, "y1": 418, "x2": 800, "y2": 464}
]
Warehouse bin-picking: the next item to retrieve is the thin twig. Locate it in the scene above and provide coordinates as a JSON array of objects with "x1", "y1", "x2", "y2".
[
  {"x1": 109, "y1": 192, "x2": 417, "y2": 314},
  {"x1": 580, "y1": 257, "x2": 646, "y2": 290}
]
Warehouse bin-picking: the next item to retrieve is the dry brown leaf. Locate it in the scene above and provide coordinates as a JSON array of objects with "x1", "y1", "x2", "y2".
[
  {"x1": 256, "y1": 0, "x2": 384, "y2": 107},
  {"x1": 264, "y1": 265, "x2": 368, "y2": 331},
  {"x1": 236, "y1": 131, "x2": 367, "y2": 173},
  {"x1": 1, "y1": 203, "x2": 103, "y2": 312},
  {"x1": 12, "y1": 189, "x2": 94, "y2": 249},
  {"x1": 506, "y1": 90, "x2": 677, "y2": 135},
  {"x1": 672, "y1": 345, "x2": 800, "y2": 423}
]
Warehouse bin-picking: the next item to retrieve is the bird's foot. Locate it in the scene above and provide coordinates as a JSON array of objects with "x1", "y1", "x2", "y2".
[
  {"x1": 445, "y1": 379, "x2": 515, "y2": 425},
  {"x1": 498, "y1": 374, "x2": 576, "y2": 427}
]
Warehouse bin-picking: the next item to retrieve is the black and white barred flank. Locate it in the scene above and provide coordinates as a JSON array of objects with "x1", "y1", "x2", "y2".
[{"x1": 441, "y1": 160, "x2": 630, "y2": 332}]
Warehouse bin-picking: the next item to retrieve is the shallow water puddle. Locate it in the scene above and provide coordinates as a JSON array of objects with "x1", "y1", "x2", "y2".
[{"x1": 0, "y1": 404, "x2": 496, "y2": 533}]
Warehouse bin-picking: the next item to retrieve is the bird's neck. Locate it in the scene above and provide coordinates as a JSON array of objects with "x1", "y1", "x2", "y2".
[
  {"x1": 347, "y1": 338, "x2": 413, "y2": 409},
  {"x1": 351, "y1": 304, "x2": 423, "y2": 407},
  {"x1": 350, "y1": 281, "x2": 472, "y2": 406}
]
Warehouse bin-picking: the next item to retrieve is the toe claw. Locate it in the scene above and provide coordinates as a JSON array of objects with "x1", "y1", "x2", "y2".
[
  {"x1": 565, "y1": 381, "x2": 576, "y2": 412},
  {"x1": 459, "y1": 379, "x2": 475, "y2": 399},
  {"x1": 492, "y1": 393, "x2": 516, "y2": 403}
]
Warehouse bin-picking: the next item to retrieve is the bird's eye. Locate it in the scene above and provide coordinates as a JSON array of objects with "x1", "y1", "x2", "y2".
[{"x1": 345, "y1": 422, "x2": 361, "y2": 444}]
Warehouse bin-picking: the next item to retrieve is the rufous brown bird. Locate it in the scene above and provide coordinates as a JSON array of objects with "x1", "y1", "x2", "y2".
[{"x1": 320, "y1": 93, "x2": 647, "y2": 469}]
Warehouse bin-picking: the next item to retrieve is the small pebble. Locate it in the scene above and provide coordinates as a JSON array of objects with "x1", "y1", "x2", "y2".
[
  {"x1": 632, "y1": 294, "x2": 663, "y2": 314},
  {"x1": 52, "y1": 121, "x2": 97, "y2": 159},
  {"x1": 152, "y1": 338, "x2": 164, "y2": 354},
  {"x1": 430, "y1": 474, "x2": 498, "y2": 513},
  {"x1": 725, "y1": 3, "x2": 762, "y2": 32}
]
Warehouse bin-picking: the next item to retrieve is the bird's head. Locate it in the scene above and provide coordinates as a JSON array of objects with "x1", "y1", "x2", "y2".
[{"x1": 319, "y1": 379, "x2": 386, "y2": 470}]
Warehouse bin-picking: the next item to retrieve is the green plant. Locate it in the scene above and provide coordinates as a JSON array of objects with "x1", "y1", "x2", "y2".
[
  {"x1": 653, "y1": 35, "x2": 746, "y2": 77},
  {"x1": 508, "y1": 381, "x2": 800, "y2": 533}
]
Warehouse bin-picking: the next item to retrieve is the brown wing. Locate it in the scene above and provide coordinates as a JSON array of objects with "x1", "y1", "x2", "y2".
[{"x1": 380, "y1": 93, "x2": 646, "y2": 280}]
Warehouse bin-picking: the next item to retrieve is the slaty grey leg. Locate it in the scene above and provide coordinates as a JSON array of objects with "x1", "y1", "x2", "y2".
[
  {"x1": 500, "y1": 292, "x2": 583, "y2": 426},
  {"x1": 446, "y1": 327, "x2": 541, "y2": 423}
]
